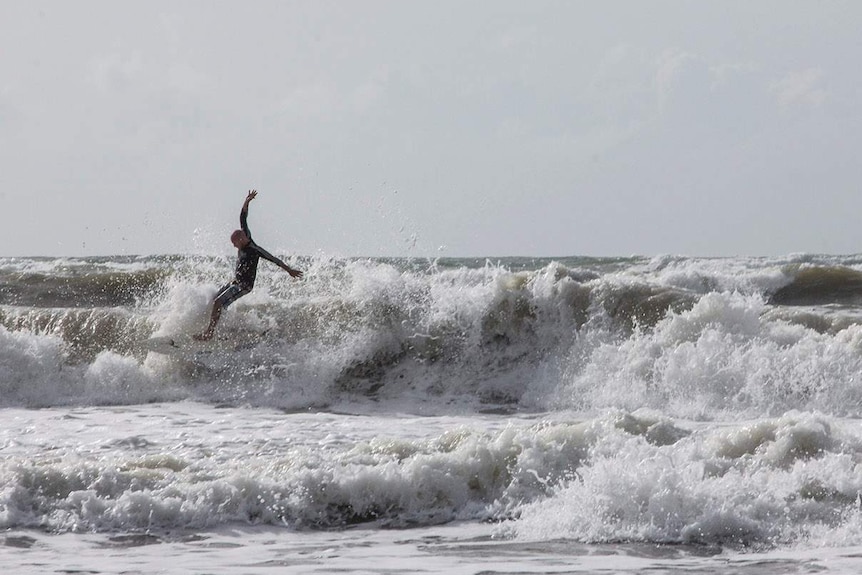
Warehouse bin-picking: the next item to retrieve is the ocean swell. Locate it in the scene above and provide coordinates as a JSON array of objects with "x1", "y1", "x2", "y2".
[{"x1": 1, "y1": 255, "x2": 862, "y2": 417}]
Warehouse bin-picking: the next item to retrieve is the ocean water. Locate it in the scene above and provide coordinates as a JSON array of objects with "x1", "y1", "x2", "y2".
[{"x1": 4, "y1": 253, "x2": 862, "y2": 573}]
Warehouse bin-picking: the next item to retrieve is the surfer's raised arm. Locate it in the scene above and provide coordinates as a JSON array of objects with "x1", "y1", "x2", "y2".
[
  {"x1": 243, "y1": 189, "x2": 257, "y2": 209},
  {"x1": 240, "y1": 189, "x2": 257, "y2": 239}
]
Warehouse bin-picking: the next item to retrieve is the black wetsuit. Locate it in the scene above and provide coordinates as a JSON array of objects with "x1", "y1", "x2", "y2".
[
  {"x1": 234, "y1": 208, "x2": 286, "y2": 290},
  {"x1": 215, "y1": 206, "x2": 288, "y2": 308}
]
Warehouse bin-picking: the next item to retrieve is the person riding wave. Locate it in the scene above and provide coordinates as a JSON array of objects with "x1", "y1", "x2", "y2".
[{"x1": 195, "y1": 190, "x2": 303, "y2": 341}]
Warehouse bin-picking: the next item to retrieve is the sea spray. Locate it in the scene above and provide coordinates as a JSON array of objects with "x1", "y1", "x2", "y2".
[
  {"x1": 2, "y1": 254, "x2": 862, "y2": 417},
  {"x1": 5, "y1": 253, "x2": 862, "y2": 571},
  {"x1": 555, "y1": 291, "x2": 862, "y2": 419}
]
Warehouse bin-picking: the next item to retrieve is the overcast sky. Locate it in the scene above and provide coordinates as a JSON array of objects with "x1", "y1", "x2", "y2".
[{"x1": 3, "y1": 1, "x2": 862, "y2": 258}]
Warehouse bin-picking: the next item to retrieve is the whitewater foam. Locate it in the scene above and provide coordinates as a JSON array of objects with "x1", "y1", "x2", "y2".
[
  {"x1": 3, "y1": 254, "x2": 862, "y2": 417},
  {"x1": 5, "y1": 253, "x2": 862, "y2": 565},
  {"x1": 507, "y1": 411, "x2": 862, "y2": 549}
]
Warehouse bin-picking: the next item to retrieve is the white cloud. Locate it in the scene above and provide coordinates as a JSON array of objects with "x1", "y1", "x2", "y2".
[
  {"x1": 88, "y1": 51, "x2": 145, "y2": 93},
  {"x1": 771, "y1": 68, "x2": 827, "y2": 110},
  {"x1": 655, "y1": 50, "x2": 702, "y2": 111}
]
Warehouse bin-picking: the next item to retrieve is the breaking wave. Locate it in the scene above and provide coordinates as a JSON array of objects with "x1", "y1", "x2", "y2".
[{"x1": 2, "y1": 254, "x2": 862, "y2": 418}]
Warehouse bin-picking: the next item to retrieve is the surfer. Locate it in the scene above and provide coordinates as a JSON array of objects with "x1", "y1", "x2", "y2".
[{"x1": 195, "y1": 190, "x2": 303, "y2": 341}]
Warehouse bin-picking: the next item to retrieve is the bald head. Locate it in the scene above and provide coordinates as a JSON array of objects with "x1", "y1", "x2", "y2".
[{"x1": 230, "y1": 229, "x2": 250, "y2": 249}]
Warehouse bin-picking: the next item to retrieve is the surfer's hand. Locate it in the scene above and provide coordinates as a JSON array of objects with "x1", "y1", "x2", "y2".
[
  {"x1": 287, "y1": 267, "x2": 303, "y2": 279},
  {"x1": 245, "y1": 189, "x2": 257, "y2": 203}
]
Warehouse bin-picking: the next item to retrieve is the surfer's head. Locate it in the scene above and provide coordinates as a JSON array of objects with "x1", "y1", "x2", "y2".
[{"x1": 230, "y1": 229, "x2": 250, "y2": 248}]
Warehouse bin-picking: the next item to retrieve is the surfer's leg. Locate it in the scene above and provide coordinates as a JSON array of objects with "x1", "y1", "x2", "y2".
[
  {"x1": 195, "y1": 283, "x2": 250, "y2": 340},
  {"x1": 195, "y1": 301, "x2": 223, "y2": 341}
]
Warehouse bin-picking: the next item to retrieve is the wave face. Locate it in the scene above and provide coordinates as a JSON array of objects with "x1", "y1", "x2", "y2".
[
  {"x1": 6, "y1": 253, "x2": 862, "y2": 553},
  {"x1": 2, "y1": 254, "x2": 862, "y2": 418}
]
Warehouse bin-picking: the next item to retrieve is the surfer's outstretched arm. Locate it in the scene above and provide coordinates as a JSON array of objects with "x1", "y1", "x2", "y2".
[{"x1": 255, "y1": 245, "x2": 304, "y2": 279}]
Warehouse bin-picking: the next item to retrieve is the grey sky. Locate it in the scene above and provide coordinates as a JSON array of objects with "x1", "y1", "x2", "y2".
[{"x1": 3, "y1": 1, "x2": 861, "y2": 258}]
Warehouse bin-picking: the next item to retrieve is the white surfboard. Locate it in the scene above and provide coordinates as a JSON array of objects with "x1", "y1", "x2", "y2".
[{"x1": 144, "y1": 332, "x2": 264, "y2": 359}]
